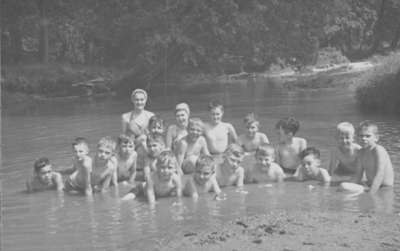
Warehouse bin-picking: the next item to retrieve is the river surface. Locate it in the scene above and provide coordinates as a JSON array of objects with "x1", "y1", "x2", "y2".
[{"x1": 2, "y1": 82, "x2": 400, "y2": 250}]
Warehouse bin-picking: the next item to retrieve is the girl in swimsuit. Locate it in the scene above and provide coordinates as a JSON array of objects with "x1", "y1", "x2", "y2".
[{"x1": 121, "y1": 89, "x2": 154, "y2": 140}]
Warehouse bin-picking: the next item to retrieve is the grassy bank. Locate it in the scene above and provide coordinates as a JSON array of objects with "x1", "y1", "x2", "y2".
[{"x1": 355, "y1": 51, "x2": 400, "y2": 115}]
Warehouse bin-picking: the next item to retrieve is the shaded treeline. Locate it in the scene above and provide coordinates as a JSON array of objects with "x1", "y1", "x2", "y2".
[{"x1": 2, "y1": 0, "x2": 400, "y2": 84}]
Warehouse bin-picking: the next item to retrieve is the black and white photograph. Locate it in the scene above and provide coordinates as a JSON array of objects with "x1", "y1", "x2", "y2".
[{"x1": 1, "y1": 0, "x2": 400, "y2": 250}]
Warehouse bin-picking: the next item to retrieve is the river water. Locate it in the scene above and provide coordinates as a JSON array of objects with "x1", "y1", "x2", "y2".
[{"x1": 2, "y1": 81, "x2": 399, "y2": 250}]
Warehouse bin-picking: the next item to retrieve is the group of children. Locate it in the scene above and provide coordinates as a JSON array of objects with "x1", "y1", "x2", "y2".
[{"x1": 26, "y1": 93, "x2": 395, "y2": 204}]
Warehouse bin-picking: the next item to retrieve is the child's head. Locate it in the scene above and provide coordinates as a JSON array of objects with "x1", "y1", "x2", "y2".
[
  {"x1": 276, "y1": 117, "x2": 300, "y2": 140},
  {"x1": 194, "y1": 155, "x2": 216, "y2": 185},
  {"x1": 117, "y1": 134, "x2": 135, "y2": 154},
  {"x1": 224, "y1": 143, "x2": 244, "y2": 170},
  {"x1": 97, "y1": 136, "x2": 117, "y2": 161},
  {"x1": 33, "y1": 157, "x2": 53, "y2": 185},
  {"x1": 188, "y1": 118, "x2": 204, "y2": 140},
  {"x1": 149, "y1": 115, "x2": 165, "y2": 136},
  {"x1": 175, "y1": 103, "x2": 190, "y2": 126},
  {"x1": 156, "y1": 150, "x2": 178, "y2": 181},
  {"x1": 72, "y1": 137, "x2": 89, "y2": 160},
  {"x1": 147, "y1": 134, "x2": 165, "y2": 157},
  {"x1": 358, "y1": 121, "x2": 379, "y2": 149},
  {"x1": 208, "y1": 100, "x2": 224, "y2": 123},
  {"x1": 244, "y1": 113, "x2": 260, "y2": 137},
  {"x1": 299, "y1": 147, "x2": 321, "y2": 176},
  {"x1": 255, "y1": 144, "x2": 275, "y2": 168},
  {"x1": 131, "y1": 88, "x2": 148, "y2": 110},
  {"x1": 335, "y1": 122, "x2": 355, "y2": 148}
]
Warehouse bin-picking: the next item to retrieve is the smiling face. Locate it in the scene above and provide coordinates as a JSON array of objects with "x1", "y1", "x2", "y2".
[
  {"x1": 301, "y1": 154, "x2": 320, "y2": 177},
  {"x1": 156, "y1": 159, "x2": 176, "y2": 181},
  {"x1": 132, "y1": 92, "x2": 147, "y2": 111},
  {"x1": 210, "y1": 107, "x2": 223, "y2": 124},
  {"x1": 194, "y1": 165, "x2": 213, "y2": 185},
  {"x1": 36, "y1": 165, "x2": 53, "y2": 185},
  {"x1": 358, "y1": 126, "x2": 378, "y2": 149},
  {"x1": 176, "y1": 110, "x2": 189, "y2": 127},
  {"x1": 188, "y1": 124, "x2": 202, "y2": 140},
  {"x1": 226, "y1": 154, "x2": 242, "y2": 170},
  {"x1": 256, "y1": 152, "x2": 274, "y2": 170},
  {"x1": 73, "y1": 143, "x2": 89, "y2": 161},
  {"x1": 336, "y1": 130, "x2": 354, "y2": 149},
  {"x1": 149, "y1": 122, "x2": 164, "y2": 136}
]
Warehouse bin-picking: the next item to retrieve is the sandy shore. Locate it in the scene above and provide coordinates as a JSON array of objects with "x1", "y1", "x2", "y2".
[{"x1": 162, "y1": 210, "x2": 400, "y2": 251}]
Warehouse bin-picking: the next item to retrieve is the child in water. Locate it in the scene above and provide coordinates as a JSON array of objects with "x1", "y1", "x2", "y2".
[
  {"x1": 176, "y1": 118, "x2": 210, "y2": 174},
  {"x1": 116, "y1": 134, "x2": 137, "y2": 184},
  {"x1": 340, "y1": 121, "x2": 394, "y2": 194},
  {"x1": 26, "y1": 157, "x2": 64, "y2": 192},
  {"x1": 63, "y1": 137, "x2": 93, "y2": 196},
  {"x1": 205, "y1": 100, "x2": 238, "y2": 155},
  {"x1": 92, "y1": 136, "x2": 118, "y2": 192},
  {"x1": 183, "y1": 155, "x2": 222, "y2": 200},
  {"x1": 122, "y1": 150, "x2": 182, "y2": 203},
  {"x1": 292, "y1": 147, "x2": 331, "y2": 183},
  {"x1": 216, "y1": 144, "x2": 245, "y2": 187},
  {"x1": 136, "y1": 115, "x2": 166, "y2": 177},
  {"x1": 143, "y1": 134, "x2": 167, "y2": 178},
  {"x1": 246, "y1": 144, "x2": 285, "y2": 183},
  {"x1": 275, "y1": 117, "x2": 307, "y2": 174},
  {"x1": 328, "y1": 122, "x2": 361, "y2": 179},
  {"x1": 238, "y1": 113, "x2": 269, "y2": 152}
]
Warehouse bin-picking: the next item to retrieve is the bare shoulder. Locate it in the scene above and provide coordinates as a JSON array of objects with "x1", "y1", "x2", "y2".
[
  {"x1": 374, "y1": 144, "x2": 391, "y2": 159},
  {"x1": 294, "y1": 137, "x2": 306, "y2": 144}
]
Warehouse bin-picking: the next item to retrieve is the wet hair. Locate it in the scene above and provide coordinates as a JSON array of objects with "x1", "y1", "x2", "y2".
[
  {"x1": 275, "y1": 117, "x2": 300, "y2": 135},
  {"x1": 358, "y1": 120, "x2": 378, "y2": 135},
  {"x1": 156, "y1": 150, "x2": 178, "y2": 170},
  {"x1": 208, "y1": 100, "x2": 224, "y2": 112},
  {"x1": 244, "y1": 112, "x2": 259, "y2": 127},
  {"x1": 98, "y1": 136, "x2": 117, "y2": 153},
  {"x1": 149, "y1": 115, "x2": 165, "y2": 133},
  {"x1": 299, "y1": 147, "x2": 320, "y2": 160},
  {"x1": 225, "y1": 143, "x2": 244, "y2": 158},
  {"x1": 255, "y1": 144, "x2": 275, "y2": 158},
  {"x1": 188, "y1": 118, "x2": 204, "y2": 131},
  {"x1": 336, "y1": 122, "x2": 355, "y2": 135},
  {"x1": 195, "y1": 154, "x2": 215, "y2": 172},
  {"x1": 72, "y1": 137, "x2": 89, "y2": 148},
  {"x1": 146, "y1": 134, "x2": 165, "y2": 146},
  {"x1": 34, "y1": 157, "x2": 50, "y2": 173},
  {"x1": 117, "y1": 134, "x2": 135, "y2": 146}
]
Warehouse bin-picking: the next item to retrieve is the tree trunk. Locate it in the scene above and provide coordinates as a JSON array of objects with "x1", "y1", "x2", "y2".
[
  {"x1": 370, "y1": 0, "x2": 387, "y2": 54},
  {"x1": 37, "y1": 0, "x2": 49, "y2": 64}
]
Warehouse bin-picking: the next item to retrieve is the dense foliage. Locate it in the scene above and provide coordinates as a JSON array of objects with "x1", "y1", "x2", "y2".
[{"x1": 2, "y1": 0, "x2": 400, "y2": 84}]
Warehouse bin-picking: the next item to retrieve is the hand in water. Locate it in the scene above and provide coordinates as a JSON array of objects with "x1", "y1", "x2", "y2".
[
  {"x1": 121, "y1": 193, "x2": 136, "y2": 201},
  {"x1": 214, "y1": 193, "x2": 227, "y2": 201}
]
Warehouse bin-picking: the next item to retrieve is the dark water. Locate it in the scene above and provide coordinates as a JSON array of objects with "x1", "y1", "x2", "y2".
[{"x1": 2, "y1": 81, "x2": 400, "y2": 250}]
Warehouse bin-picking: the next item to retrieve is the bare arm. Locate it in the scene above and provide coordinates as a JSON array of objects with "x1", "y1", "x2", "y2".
[
  {"x1": 300, "y1": 138, "x2": 307, "y2": 152},
  {"x1": 176, "y1": 140, "x2": 187, "y2": 170},
  {"x1": 369, "y1": 147, "x2": 386, "y2": 194},
  {"x1": 165, "y1": 125, "x2": 175, "y2": 150},
  {"x1": 228, "y1": 124, "x2": 238, "y2": 143},
  {"x1": 82, "y1": 158, "x2": 93, "y2": 196},
  {"x1": 146, "y1": 177, "x2": 156, "y2": 204},
  {"x1": 355, "y1": 156, "x2": 364, "y2": 184},
  {"x1": 261, "y1": 133, "x2": 270, "y2": 144},
  {"x1": 128, "y1": 153, "x2": 138, "y2": 184},
  {"x1": 236, "y1": 168, "x2": 244, "y2": 187},
  {"x1": 173, "y1": 175, "x2": 183, "y2": 198},
  {"x1": 275, "y1": 165, "x2": 286, "y2": 182},
  {"x1": 211, "y1": 175, "x2": 221, "y2": 195},
  {"x1": 319, "y1": 169, "x2": 331, "y2": 183},
  {"x1": 53, "y1": 172, "x2": 64, "y2": 191},
  {"x1": 200, "y1": 137, "x2": 211, "y2": 156}
]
